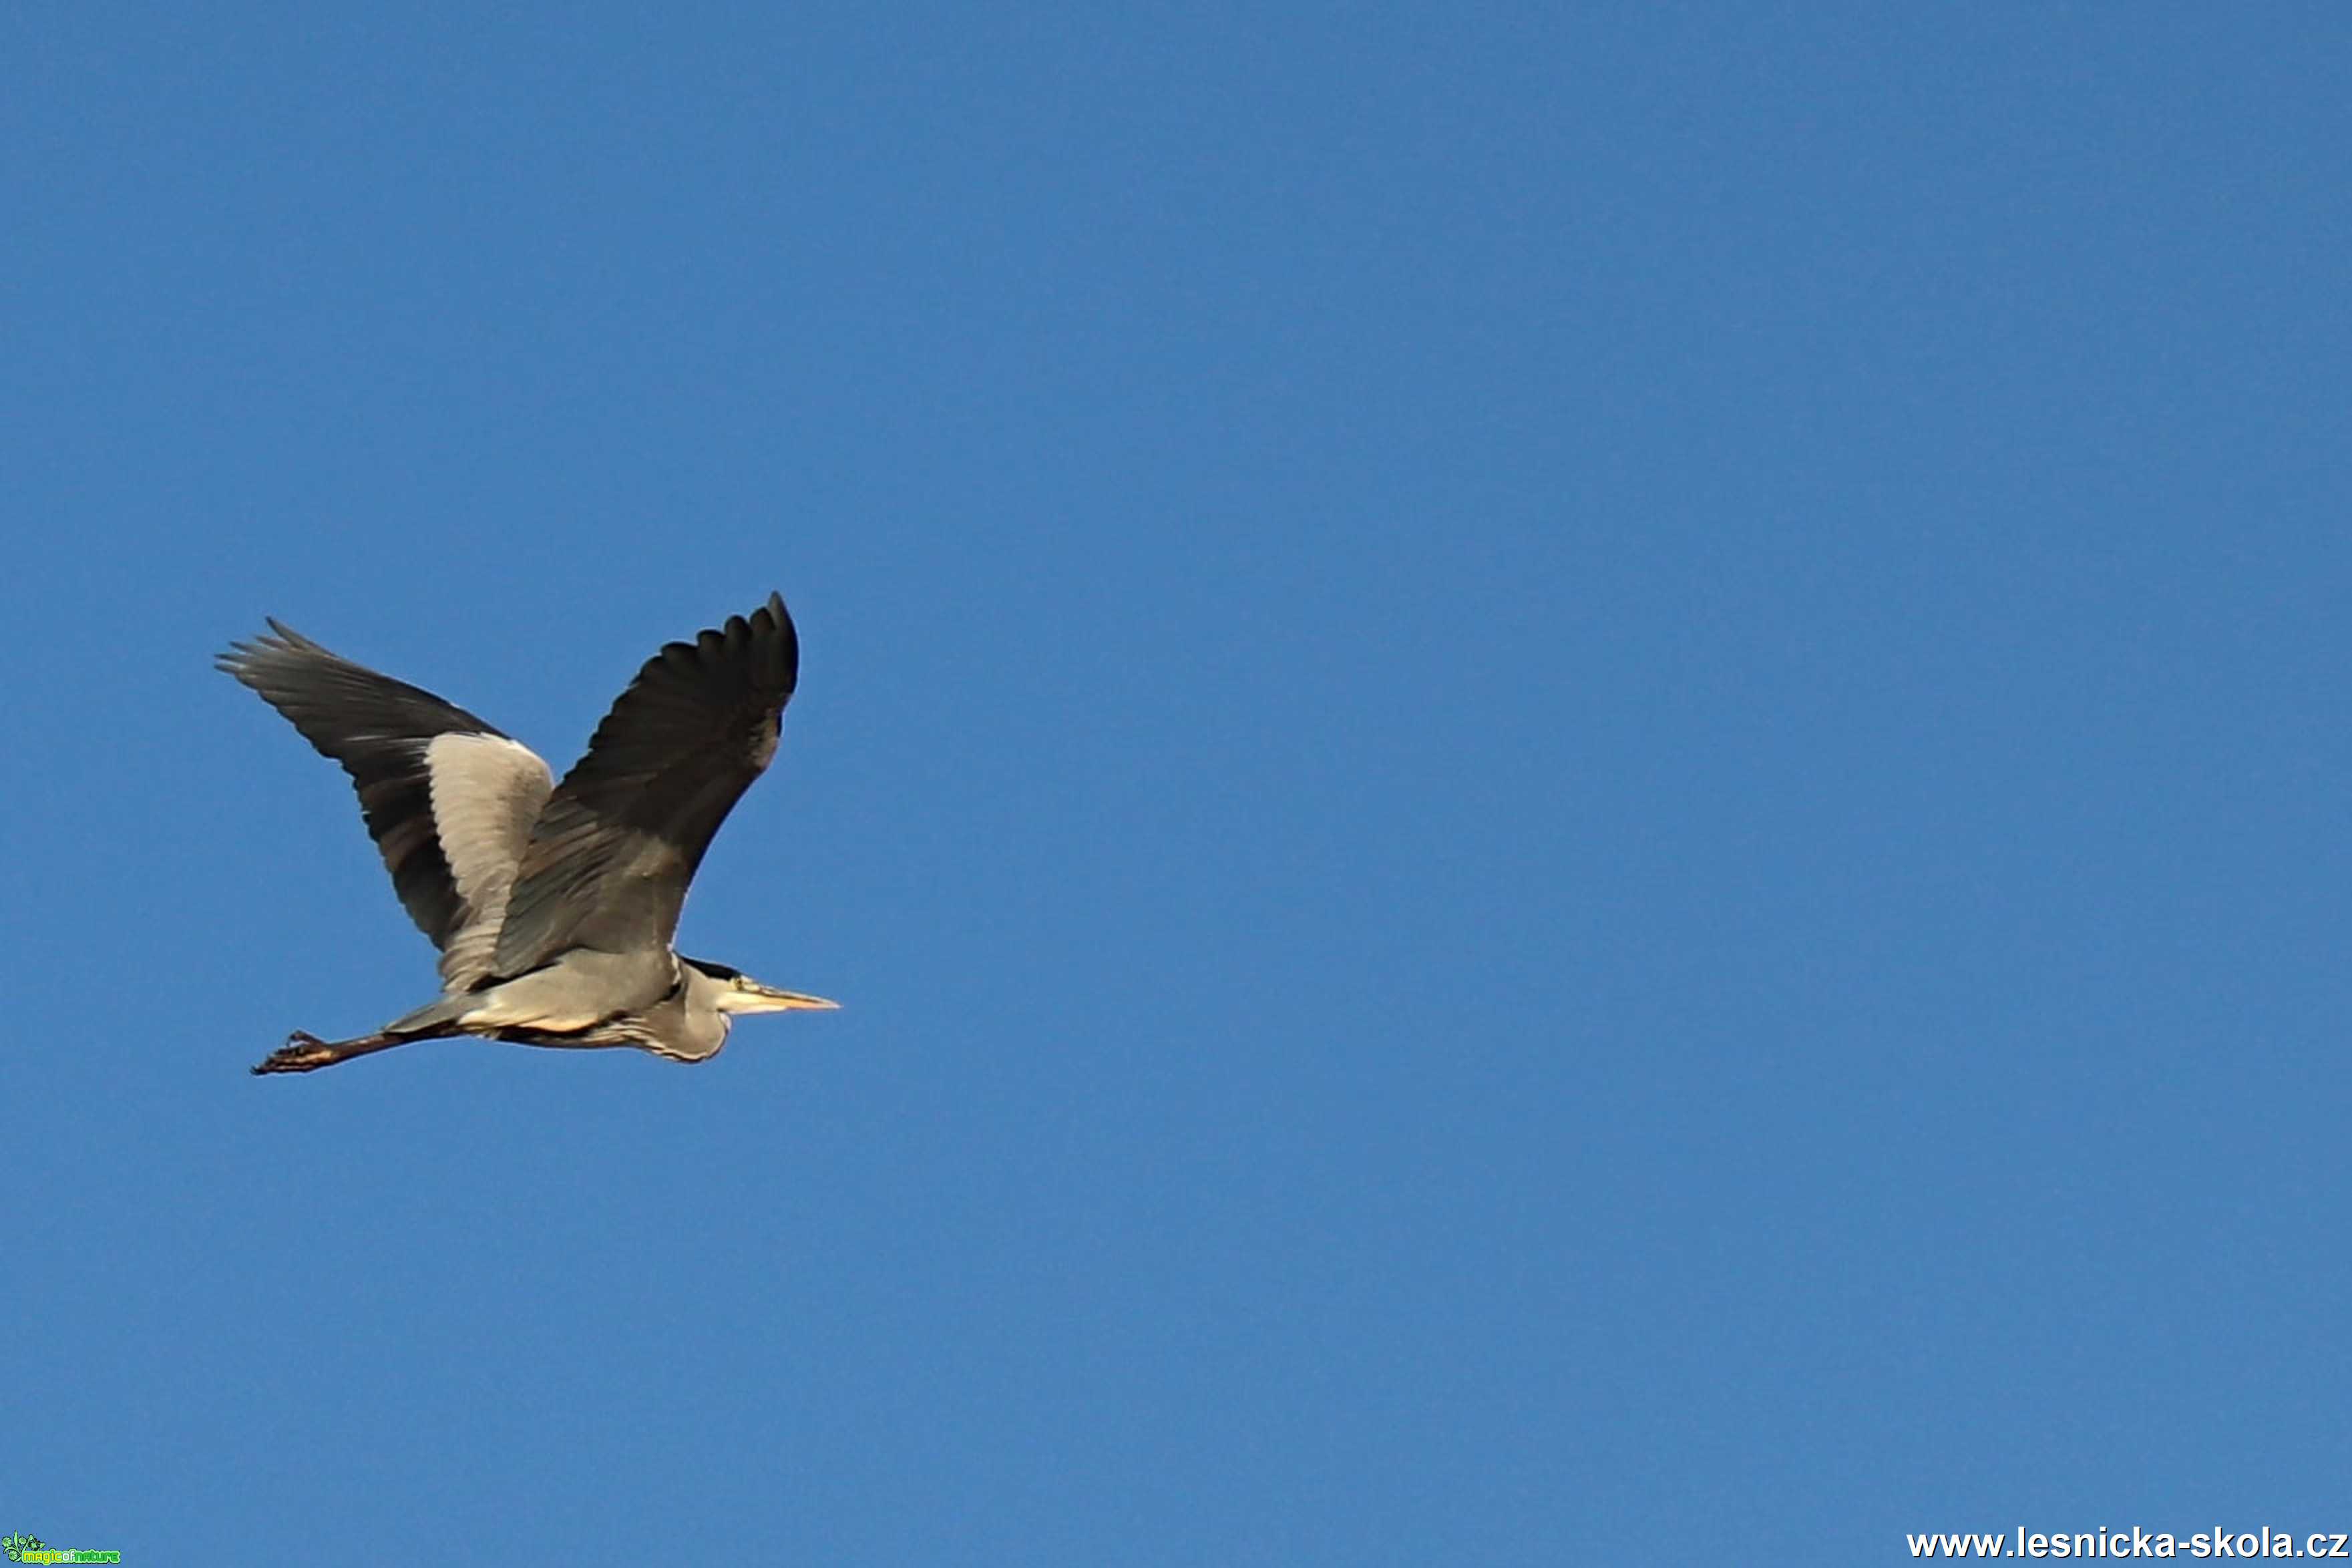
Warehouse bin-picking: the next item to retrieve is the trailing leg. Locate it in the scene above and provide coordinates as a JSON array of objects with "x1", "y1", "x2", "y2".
[{"x1": 251, "y1": 1024, "x2": 453, "y2": 1075}]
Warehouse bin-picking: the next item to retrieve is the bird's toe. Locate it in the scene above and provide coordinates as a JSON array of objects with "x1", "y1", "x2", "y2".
[{"x1": 252, "y1": 1031, "x2": 333, "y2": 1074}]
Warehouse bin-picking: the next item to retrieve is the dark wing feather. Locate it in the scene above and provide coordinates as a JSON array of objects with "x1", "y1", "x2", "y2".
[
  {"x1": 218, "y1": 621, "x2": 510, "y2": 950},
  {"x1": 491, "y1": 592, "x2": 799, "y2": 975}
]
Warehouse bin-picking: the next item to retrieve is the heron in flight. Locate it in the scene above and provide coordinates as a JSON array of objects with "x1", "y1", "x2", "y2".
[{"x1": 220, "y1": 592, "x2": 836, "y2": 1075}]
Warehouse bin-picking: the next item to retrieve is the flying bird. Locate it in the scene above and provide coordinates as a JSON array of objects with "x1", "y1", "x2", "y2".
[{"x1": 220, "y1": 592, "x2": 837, "y2": 1075}]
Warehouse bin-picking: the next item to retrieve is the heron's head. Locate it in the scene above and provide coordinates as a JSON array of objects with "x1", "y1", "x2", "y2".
[{"x1": 684, "y1": 957, "x2": 839, "y2": 1016}]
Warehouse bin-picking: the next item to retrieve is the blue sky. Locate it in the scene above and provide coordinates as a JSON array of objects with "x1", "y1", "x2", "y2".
[{"x1": 7, "y1": 4, "x2": 2351, "y2": 1561}]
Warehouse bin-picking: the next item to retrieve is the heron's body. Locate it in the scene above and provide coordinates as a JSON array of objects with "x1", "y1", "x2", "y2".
[{"x1": 219, "y1": 592, "x2": 836, "y2": 1074}]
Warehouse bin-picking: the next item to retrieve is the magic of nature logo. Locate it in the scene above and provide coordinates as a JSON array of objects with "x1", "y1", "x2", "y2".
[{"x1": 3, "y1": 1535, "x2": 122, "y2": 1565}]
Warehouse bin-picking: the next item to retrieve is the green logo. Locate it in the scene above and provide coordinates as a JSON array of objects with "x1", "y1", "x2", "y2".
[{"x1": 1, "y1": 1538, "x2": 120, "y2": 1565}]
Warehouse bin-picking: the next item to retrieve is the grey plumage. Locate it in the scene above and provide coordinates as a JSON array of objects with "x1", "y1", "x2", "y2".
[{"x1": 219, "y1": 593, "x2": 837, "y2": 1074}]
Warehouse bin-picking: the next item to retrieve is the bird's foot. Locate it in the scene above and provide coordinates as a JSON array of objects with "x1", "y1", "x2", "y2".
[{"x1": 252, "y1": 1030, "x2": 339, "y2": 1076}]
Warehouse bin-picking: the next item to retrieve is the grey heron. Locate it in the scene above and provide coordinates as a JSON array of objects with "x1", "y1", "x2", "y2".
[{"x1": 220, "y1": 592, "x2": 837, "y2": 1075}]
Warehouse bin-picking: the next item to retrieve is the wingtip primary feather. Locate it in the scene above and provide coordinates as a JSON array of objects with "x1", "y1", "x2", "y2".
[{"x1": 217, "y1": 619, "x2": 331, "y2": 679}]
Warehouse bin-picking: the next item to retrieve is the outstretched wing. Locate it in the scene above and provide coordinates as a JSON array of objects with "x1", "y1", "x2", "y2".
[
  {"x1": 491, "y1": 592, "x2": 799, "y2": 977},
  {"x1": 218, "y1": 622, "x2": 555, "y2": 990}
]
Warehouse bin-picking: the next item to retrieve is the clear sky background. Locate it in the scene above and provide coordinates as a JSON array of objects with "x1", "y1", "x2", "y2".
[{"x1": 7, "y1": 5, "x2": 2350, "y2": 1562}]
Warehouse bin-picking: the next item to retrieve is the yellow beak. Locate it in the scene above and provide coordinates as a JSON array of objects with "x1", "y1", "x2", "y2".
[{"x1": 739, "y1": 982, "x2": 840, "y2": 1014}]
